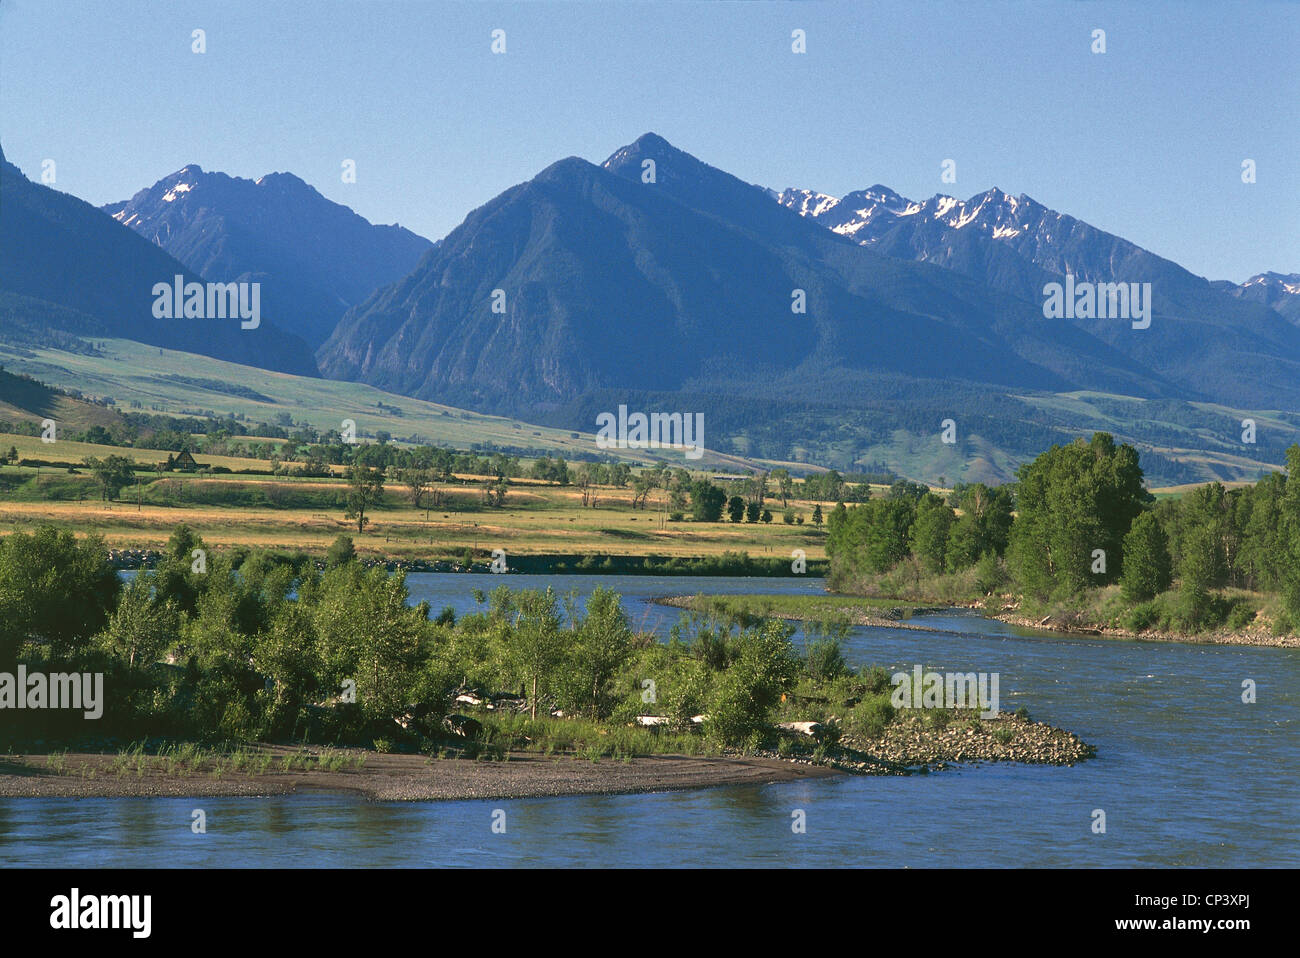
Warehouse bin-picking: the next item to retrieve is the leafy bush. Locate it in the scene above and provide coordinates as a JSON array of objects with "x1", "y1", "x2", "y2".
[
  {"x1": 1124, "y1": 601, "x2": 1158, "y2": 632},
  {"x1": 1226, "y1": 600, "x2": 1256, "y2": 632},
  {"x1": 705, "y1": 622, "x2": 798, "y2": 746},
  {"x1": 849, "y1": 695, "x2": 895, "y2": 739},
  {"x1": 805, "y1": 638, "x2": 846, "y2": 682}
]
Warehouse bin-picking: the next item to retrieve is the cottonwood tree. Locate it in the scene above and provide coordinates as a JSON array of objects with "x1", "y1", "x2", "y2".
[
  {"x1": 0, "y1": 528, "x2": 119, "y2": 661},
  {"x1": 99, "y1": 574, "x2": 178, "y2": 668},
  {"x1": 945, "y1": 483, "x2": 1014, "y2": 571},
  {"x1": 566, "y1": 586, "x2": 634, "y2": 719},
  {"x1": 1008, "y1": 433, "x2": 1147, "y2": 598},
  {"x1": 84, "y1": 454, "x2": 135, "y2": 501},
  {"x1": 574, "y1": 462, "x2": 595, "y2": 507},
  {"x1": 771, "y1": 468, "x2": 792, "y2": 507},
  {"x1": 344, "y1": 464, "x2": 385, "y2": 532},
  {"x1": 311, "y1": 564, "x2": 425, "y2": 722},
  {"x1": 910, "y1": 493, "x2": 955, "y2": 573},
  {"x1": 507, "y1": 588, "x2": 566, "y2": 719},
  {"x1": 401, "y1": 467, "x2": 433, "y2": 510},
  {"x1": 631, "y1": 473, "x2": 655, "y2": 510},
  {"x1": 1120, "y1": 511, "x2": 1172, "y2": 602},
  {"x1": 690, "y1": 480, "x2": 726, "y2": 522}
]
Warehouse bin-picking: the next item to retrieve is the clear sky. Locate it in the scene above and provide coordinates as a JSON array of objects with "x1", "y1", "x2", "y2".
[{"x1": 2, "y1": 0, "x2": 1296, "y2": 282}]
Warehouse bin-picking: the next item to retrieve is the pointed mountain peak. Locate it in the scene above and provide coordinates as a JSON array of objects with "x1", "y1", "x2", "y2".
[
  {"x1": 601, "y1": 131, "x2": 694, "y2": 172},
  {"x1": 629, "y1": 131, "x2": 674, "y2": 152},
  {"x1": 600, "y1": 132, "x2": 769, "y2": 202}
]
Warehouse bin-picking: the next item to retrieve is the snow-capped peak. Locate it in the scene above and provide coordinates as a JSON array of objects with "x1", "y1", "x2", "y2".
[
  {"x1": 780, "y1": 180, "x2": 1070, "y2": 259},
  {"x1": 778, "y1": 187, "x2": 841, "y2": 218}
]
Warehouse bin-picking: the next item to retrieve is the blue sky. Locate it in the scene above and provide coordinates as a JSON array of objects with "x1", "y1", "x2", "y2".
[{"x1": 2, "y1": 0, "x2": 1296, "y2": 282}]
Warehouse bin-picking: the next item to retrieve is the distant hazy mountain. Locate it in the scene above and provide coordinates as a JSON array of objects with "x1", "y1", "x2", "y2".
[
  {"x1": 1222, "y1": 272, "x2": 1300, "y2": 323},
  {"x1": 103, "y1": 167, "x2": 433, "y2": 346},
  {"x1": 778, "y1": 182, "x2": 1300, "y2": 409},
  {"x1": 0, "y1": 144, "x2": 318, "y2": 375},
  {"x1": 319, "y1": 133, "x2": 1178, "y2": 417}
]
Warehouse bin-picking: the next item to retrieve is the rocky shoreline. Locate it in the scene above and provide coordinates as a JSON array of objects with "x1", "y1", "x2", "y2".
[
  {"x1": 652, "y1": 591, "x2": 1300, "y2": 649},
  {"x1": 0, "y1": 709, "x2": 1095, "y2": 801},
  {"x1": 651, "y1": 594, "x2": 954, "y2": 634},
  {"x1": 975, "y1": 602, "x2": 1300, "y2": 649},
  {"x1": 843, "y1": 712, "x2": 1093, "y2": 771},
  {"x1": 753, "y1": 710, "x2": 1095, "y2": 777}
]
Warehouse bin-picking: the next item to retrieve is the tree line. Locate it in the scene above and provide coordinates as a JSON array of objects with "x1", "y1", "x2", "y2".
[
  {"x1": 1, "y1": 525, "x2": 840, "y2": 749},
  {"x1": 827, "y1": 433, "x2": 1300, "y2": 633}
]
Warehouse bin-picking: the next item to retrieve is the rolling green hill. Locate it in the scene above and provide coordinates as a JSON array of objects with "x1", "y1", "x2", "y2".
[{"x1": 0, "y1": 338, "x2": 769, "y2": 471}]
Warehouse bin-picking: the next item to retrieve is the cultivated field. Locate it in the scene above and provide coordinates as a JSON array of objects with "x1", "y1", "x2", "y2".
[{"x1": 0, "y1": 436, "x2": 833, "y2": 561}]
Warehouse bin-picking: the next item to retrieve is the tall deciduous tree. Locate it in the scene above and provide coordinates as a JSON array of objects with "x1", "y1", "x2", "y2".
[
  {"x1": 1120, "y1": 511, "x2": 1172, "y2": 602},
  {"x1": 507, "y1": 588, "x2": 566, "y2": 720},
  {"x1": 1008, "y1": 433, "x2": 1147, "y2": 598},
  {"x1": 690, "y1": 480, "x2": 726, "y2": 522},
  {"x1": 568, "y1": 586, "x2": 633, "y2": 719},
  {"x1": 345, "y1": 464, "x2": 385, "y2": 533},
  {"x1": 83, "y1": 454, "x2": 135, "y2": 501},
  {"x1": 910, "y1": 493, "x2": 955, "y2": 573}
]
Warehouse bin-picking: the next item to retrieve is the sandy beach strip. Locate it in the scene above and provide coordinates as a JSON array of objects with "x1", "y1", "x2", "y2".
[{"x1": 0, "y1": 747, "x2": 842, "y2": 802}]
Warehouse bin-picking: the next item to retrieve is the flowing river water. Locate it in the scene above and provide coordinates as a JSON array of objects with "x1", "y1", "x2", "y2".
[{"x1": 2, "y1": 574, "x2": 1296, "y2": 867}]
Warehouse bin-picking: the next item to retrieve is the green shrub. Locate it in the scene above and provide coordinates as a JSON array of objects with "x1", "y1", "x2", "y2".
[
  {"x1": 924, "y1": 708, "x2": 952, "y2": 731},
  {"x1": 1226, "y1": 601, "x2": 1255, "y2": 632},
  {"x1": 805, "y1": 638, "x2": 846, "y2": 682},
  {"x1": 972, "y1": 553, "x2": 1006, "y2": 595},
  {"x1": 859, "y1": 665, "x2": 891, "y2": 695},
  {"x1": 705, "y1": 622, "x2": 798, "y2": 746},
  {"x1": 1124, "y1": 601, "x2": 1158, "y2": 632},
  {"x1": 849, "y1": 695, "x2": 895, "y2": 739}
]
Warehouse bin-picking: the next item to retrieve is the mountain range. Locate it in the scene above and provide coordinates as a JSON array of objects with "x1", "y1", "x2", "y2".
[
  {"x1": 317, "y1": 135, "x2": 1300, "y2": 438},
  {"x1": 0, "y1": 144, "x2": 318, "y2": 375},
  {"x1": 775, "y1": 182, "x2": 1300, "y2": 407},
  {"x1": 103, "y1": 167, "x2": 433, "y2": 347},
  {"x1": 3, "y1": 133, "x2": 1298, "y2": 483}
]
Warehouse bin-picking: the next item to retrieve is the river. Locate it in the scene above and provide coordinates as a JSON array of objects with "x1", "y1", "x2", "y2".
[{"x1": 1, "y1": 573, "x2": 1295, "y2": 867}]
